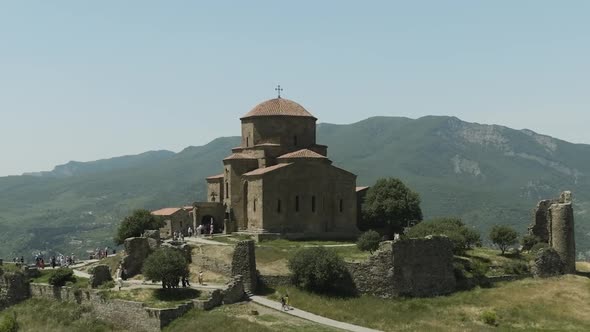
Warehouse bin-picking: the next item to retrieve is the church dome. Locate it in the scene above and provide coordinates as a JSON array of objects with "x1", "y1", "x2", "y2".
[{"x1": 241, "y1": 98, "x2": 316, "y2": 120}]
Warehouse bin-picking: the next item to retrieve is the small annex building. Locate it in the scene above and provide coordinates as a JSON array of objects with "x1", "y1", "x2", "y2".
[
  {"x1": 202, "y1": 96, "x2": 360, "y2": 237},
  {"x1": 152, "y1": 207, "x2": 192, "y2": 238}
]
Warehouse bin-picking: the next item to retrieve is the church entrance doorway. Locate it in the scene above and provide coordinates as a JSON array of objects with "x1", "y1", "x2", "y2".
[{"x1": 200, "y1": 215, "x2": 219, "y2": 234}]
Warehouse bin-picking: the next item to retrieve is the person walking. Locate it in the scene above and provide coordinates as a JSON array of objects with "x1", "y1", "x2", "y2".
[
  {"x1": 285, "y1": 293, "x2": 291, "y2": 310},
  {"x1": 198, "y1": 271, "x2": 203, "y2": 285},
  {"x1": 187, "y1": 226, "x2": 193, "y2": 237},
  {"x1": 280, "y1": 296, "x2": 287, "y2": 311}
]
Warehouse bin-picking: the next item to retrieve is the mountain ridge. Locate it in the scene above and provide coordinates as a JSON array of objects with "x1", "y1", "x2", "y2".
[{"x1": 1, "y1": 115, "x2": 588, "y2": 259}]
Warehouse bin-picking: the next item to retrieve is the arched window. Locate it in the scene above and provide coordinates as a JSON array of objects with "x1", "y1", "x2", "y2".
[
  {"x1": 253, "y1": 198, "x2": 257, "y2": 212},
  {"x1": 246, "y1": 137, "x2": 249, "y2": 147},
  {"x1": 277, "y1": 199, "x2": 281, "y2": 213},
  {"x1": 311, "y1": 196, "x2": 316, "y2": 212},
  {"x1": 339, "y1": 199, "x2": 343, "y2": 213},
  {"x1": 295, "y1": 195, "x2": 300, "y2": 212},
  {"x1": 225, "y1": 182, "x2": 229, "y2": 198}
]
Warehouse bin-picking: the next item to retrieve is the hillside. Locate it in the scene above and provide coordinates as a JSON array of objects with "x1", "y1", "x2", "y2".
[{"x1": 0, "y1": 116, "x2": 589, "y2": 258}]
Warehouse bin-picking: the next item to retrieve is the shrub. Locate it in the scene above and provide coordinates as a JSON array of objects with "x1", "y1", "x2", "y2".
[
  {"x1": 142, "y1": 247, "x2": 189, "y2": 289},
  {"x1": 406, "y1": 217, "x2": 481, "y2": 254},
  {"x1": 530, "y1": 242, "x2": 549, "y2": 252},
  {"x1": 503, "y1": 261, "x2": 529, "y2": 275},
  {"x1": 521, "y1": 234, "x2": 540, "y2": 251},
  {"x1": 0, "y1": 313, "x2": 18, "y2": 332},
  {"x1": 489, "y1": 225, "x2": 519, "y2": 255},
  {"x1": 48, "y1": 268, "x2": 76, "y2": 287},
  {"x1": 114, "y1": 209, "x2": 165, "y2": 245},
  {"x1": 356, "y1": 230, "x2": 381, "y2": 253},
  {"x1": 99, "y1": 280, "x2": 116, "y2": 290},
  {"x1": 288, "y1": 247, "x2": 348, "y2": 293},
  {"x1": 481, "y1": 310, "x2": 498, "y2": 326}
]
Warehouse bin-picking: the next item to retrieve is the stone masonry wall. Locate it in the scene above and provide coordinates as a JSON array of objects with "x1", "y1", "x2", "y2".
[
  {"x1": 346, "y1": 242, "x2": 394, "y2": 297},
  {"x1": 231, "y1": 240, "x2": 257, "y2": 292},
  {"x1": 391, "y1": 236, "x2": 456, "y2": 297},
  {"x1": 347, "y1": 236, "x2": 456, "y2": 298},
  {"x1": 0, "y1": 271, "x2": 30, "y2": 309},
  {"x1": 122, "y1": 237, "x2": 152, "y2": 278},
  {"x1": 549, "y1": 203, "x2": 576, "y2": 273}
]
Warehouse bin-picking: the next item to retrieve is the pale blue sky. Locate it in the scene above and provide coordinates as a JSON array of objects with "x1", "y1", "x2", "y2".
[{"x1": 1, "y1": 1, "x2": 589, "y2": 176}]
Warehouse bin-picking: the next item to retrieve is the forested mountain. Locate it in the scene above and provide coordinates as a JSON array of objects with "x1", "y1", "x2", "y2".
[{"x1": 1, "y1": 116, "x2": 588, "y2": 259}]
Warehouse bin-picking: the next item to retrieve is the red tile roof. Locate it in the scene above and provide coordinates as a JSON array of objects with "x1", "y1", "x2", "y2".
[
  {"x1": 151, "y1": 207, "x2": 183, "y2": 216},
  {"x1": 278, "y1": 149, "x2": 327, "y2": 159},
  {"x1": 243, "y1": 163, "x2": 292, "y2": 176},
  {"x1": 223, "y1": 153, "x2": 257, "y2": 160},
  {"x1": 241, "y1": 98, "x2": 316, "y2": 119},
  {"x1": 206, "y1": 173, "x2": 224, "y2": 180}
]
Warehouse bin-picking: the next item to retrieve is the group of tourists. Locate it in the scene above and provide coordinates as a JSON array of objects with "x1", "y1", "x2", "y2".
[
  {"x1": 172, "y1": 231, "x2": 185, "y2": 242},
  {"x1": 90, "y1": 246, "x2": 113, "y2": 260},
  {"x1": 11, "y1": 256, "x2": 25, "y2": 266}
]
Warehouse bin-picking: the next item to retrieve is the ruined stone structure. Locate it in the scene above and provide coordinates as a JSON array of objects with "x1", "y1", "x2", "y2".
[
  {"x1": 531, "y1": 248, "x2": 564, "y2": 278},
  {"x1": 89, "y1": 265, "x2": 113, "y2": 288},
  {"x1": 0, "y1": 271, "x2": 30, "y2": 309},
  {"x1": 347, "y1": 236, "x2": 456, "y2": 298},
  {"x1": 200, "y1": 97, "x2": 360, "y2": 237},
  {"x1": 122, "y1": 237, "x2": 152, "y2": 277},
  {"x1": 230, "y1": 240, "x2": 257, "y2": 293},
  {"x1": 529, "y1": 191, "x2": 576, "y2": 274}
]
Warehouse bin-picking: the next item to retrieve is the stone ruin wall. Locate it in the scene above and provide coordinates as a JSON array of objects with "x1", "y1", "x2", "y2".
[
  {"x1": 231, "y1": 240, "x2": 257, "y2": 293},
  {"x1": 347, "y1": 236, "x2": 456, "y2": 298},
  {"x1": 529, "y1": 191, "x2": 576, "y2": 274}
]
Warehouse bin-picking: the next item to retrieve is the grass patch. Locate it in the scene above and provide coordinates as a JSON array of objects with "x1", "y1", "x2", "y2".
[
  {"x1": 0, "y1": 262, "x2": 22, "y2": 274},
  {"x1": 163, "y1": 302, "x2": 337, "y2": 332},
  {"x1": 268, "y1": 275, "x2": 590, "y2": 331},
  {"x1": 0, "y1": 298, "x2": 118, "y2": 332},
  {"x1": 30, "y1": 269, "x2": 89, "y2": 288},
  {"x1": 463, "y1": 247, "x2": 533, "y2": 276},
  {"x1": 103, "y1": 288, "x2": 204, "y2": 308}
]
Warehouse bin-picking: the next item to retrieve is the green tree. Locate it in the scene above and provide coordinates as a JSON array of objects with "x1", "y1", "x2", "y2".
[
  {"x1": 407, "y1": 217, "x2": 481, "y2": 254},
  {"x1": 489, "y1": 225, "x2": 519, "y2": 255},
  {"x1": 356, "y1": 230, "x2": 381, "y2": 253},
  {"x1": 361, "y1": 178, "x2": 423, "y2": 238},
  {"x1": 48, "y1": 268, "x2": 76, "y2": 287},
  {"x1": 521, "y1": 234, "x2": 541, "y2": 251},
  {"x1": 142, "y1": 247, "x2": 189, "y2": 289},
  {"x1": 114, "y1": 209, "x2": 164, "y2": 245},
  {"x1": 288, "y1": 247, "x2": 348, "y2": 294}
]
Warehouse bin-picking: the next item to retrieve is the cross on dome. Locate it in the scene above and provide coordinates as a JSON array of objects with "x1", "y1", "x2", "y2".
[{"x1": 275, "y1": 84, "x2": 283, "y2": 98}]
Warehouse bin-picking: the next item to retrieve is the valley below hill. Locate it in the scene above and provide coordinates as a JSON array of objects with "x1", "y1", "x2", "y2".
[{"x1": 0, "y1": 115, "x2": 589, "y2": 259}]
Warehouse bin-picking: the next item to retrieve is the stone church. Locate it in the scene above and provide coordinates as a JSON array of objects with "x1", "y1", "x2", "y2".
[{"x1": 198, "y1": 95, "x2": 360, "y2": 237}]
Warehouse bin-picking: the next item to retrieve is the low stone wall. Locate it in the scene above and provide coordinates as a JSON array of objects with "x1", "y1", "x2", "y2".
[
  {"x1": 347, "y1": 236, "x2": 456, "y2": 298},
  {"x1": 223, "y1": 276, "x2": 245, "y2": 304},
  {"x1": 193, "y1": 289, "x2": 222, "y2": 310},
  {"x1": 30, "y1": 283, "x2": 191, "y2": 331}
]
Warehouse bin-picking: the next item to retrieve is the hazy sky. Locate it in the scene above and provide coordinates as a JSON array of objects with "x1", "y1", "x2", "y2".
[{"x1": 1, "y1": 1, "x2": 589, "y2": 176}]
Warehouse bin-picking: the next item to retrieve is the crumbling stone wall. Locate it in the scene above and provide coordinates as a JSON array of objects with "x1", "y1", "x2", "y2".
[
  {"x1": 90, "y1": 265, "x2": 113, "y2": 288},
  {"x1": 122, "y1": 237, "x2": 152, "y2": 277},
  {"x1": 531, "y1": 248, "x2": 564, "y2": 278},
  {"x1": 529, "y1": 199, "x2": 556, "y2": 243},
  {"x1": 549, "y1": 203, "x2": 576, "y2": 273},
  {"x1": 391, "y1": 236, "x2": 456, "y2": 297},
  {"x1": 347, "y1": 236, "x2": 456, "y2": 298},
  {"x1": 222, "y1": 275, "x2": 245, "y2": 304},
  {"x1": 0, "y1": 271, "x2": 30, "y2": 309},
  {"x1": 346, "y1": 242, "x2": 394, "y2": 297},
  {"x1": 231, "y1": 240, "x2": 257, "y2": 292},
  {"x1": 528, "y1": 191, "x2": 576, "y2": 274}
]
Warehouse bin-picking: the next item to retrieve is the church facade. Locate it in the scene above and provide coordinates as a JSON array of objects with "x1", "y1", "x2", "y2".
[{"x1": 203, "y1": 96, "x2": 359, "y2": 236}]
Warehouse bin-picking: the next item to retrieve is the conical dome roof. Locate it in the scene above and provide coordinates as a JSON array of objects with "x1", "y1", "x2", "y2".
[{"x1": 241, "y1": 98, "x2": 316, "y2": 120}]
